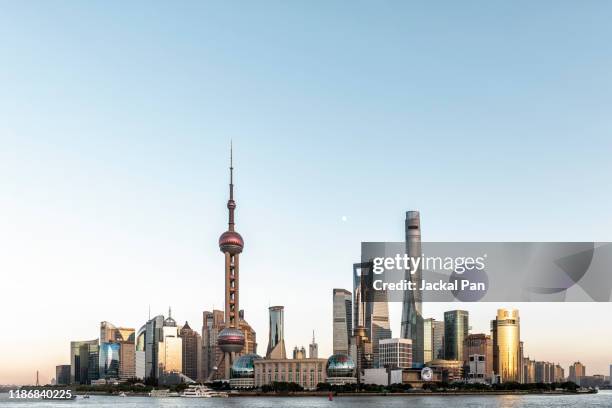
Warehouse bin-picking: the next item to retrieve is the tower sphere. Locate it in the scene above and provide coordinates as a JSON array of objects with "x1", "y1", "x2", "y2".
[
  {"x1": 326, "y1": 354, "x2": 356, "y2": 377},
  {"x1": 218, "y1": 327, "x2": 245, "y2": 353},
  {"x1": 219, "y1": 230, "x2": 244, "y2": 254}
]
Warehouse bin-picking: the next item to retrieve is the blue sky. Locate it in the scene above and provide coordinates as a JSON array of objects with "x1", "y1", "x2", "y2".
[{"x1": 1, "y1": 1, "x2": 612, "y2": 384}]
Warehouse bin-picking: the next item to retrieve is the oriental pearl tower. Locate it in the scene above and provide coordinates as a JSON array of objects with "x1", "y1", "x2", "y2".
[{"x1": 217, "y1": 143, "x2": 246, "y2": 380}]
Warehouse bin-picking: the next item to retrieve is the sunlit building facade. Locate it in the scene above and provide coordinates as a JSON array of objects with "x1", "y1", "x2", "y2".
[
  {"x1": 158, "y1": 314, "x2": 182, "y2": 375},
  {"x1": 463, "y1": 333, "x2": 493, "y2": 380},
  {"x1": 135, "y1": 325, "x2": 146, "y2": 379},
  {"x1": 491, "y1": 309, "x2": 520, "y2": 383},
  {"x1": 569, "y1": 361, "x2": 586, "y2": 384},
  {"x1": 266, "y1": 306, "x2": 286, "y2": 359},
  {"x1": 333, "y1": 289, "x2": 352, "y2": 355}
]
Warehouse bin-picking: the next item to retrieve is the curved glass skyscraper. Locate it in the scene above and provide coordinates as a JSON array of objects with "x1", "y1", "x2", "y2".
[{"x1": 492, "y1": 309, "x2": 521, "y2": 382}]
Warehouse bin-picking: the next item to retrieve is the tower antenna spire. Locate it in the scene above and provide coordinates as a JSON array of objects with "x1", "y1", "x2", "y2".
[{"x1": 228, "y1": 140, "x2": 235, "y2": 231}]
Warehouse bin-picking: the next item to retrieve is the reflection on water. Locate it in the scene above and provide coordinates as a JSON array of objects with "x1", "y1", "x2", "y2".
[{"x1": 0, "y1": 391, "x2": 611, "y2": 408}]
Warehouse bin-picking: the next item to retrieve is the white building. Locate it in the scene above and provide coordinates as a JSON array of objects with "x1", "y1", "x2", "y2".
[{"x1": 378, "y1": 338, "x2": 412, "y2": 369}]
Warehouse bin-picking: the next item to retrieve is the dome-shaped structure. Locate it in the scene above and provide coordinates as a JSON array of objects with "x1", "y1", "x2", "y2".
[
  {"x1": 231, "y1": 353, "x2": 262, "y2": 378},
  {"x1": 326, "y1": 354, "x2": 356, "y2": 378},
  {"x1": 219, "y1": 230, "x2": 244, "y2": 254},
  {"x1": 218, "y1": 327, "x2": 245, "y2": 353}
]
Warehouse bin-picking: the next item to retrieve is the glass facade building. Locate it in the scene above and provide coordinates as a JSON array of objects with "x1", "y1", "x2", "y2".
[
  {"x1": 401, "y1": 211, "x2": 424, "y2": 367},
  {"x1": 444, "y1": 310, "x2": 469, "y2": 361},
  {"x1": 332, "y1": 289, "x2": 352, "y2": 355},
  {"x1": 70, "y1": 339, "x2": 98, "y2": 384},
  {"x1": 99, "y1": 342, "x2": 120, "y2": 379},
  {"x1": 491, "y1": 309, "x2": 520, "y2": 383}
]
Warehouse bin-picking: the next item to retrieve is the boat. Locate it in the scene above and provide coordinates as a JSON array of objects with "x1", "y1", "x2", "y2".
[
  {"x1": 181, "y1": 384, "x2": 228, "y2": 398},
  {"x1": 119, "y1": 392, "x2": 126, "y2": 397},
  {"x1": 149, "y1": 389, "x2": 170, "y2": 397}
]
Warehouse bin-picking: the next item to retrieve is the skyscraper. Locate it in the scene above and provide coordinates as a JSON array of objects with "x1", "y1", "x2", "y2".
[
  {"x1": 378, "y1": 338, "x2": 413, "y2": 369},
  {"x1": 135, "y1": 325, "x2": 146, "y2": 380},
  {"x1": 353, "y1": 262, "x2": 391, "y2": 368},
  {"x1": 99, "y1": 342, "x2": 120, "y2": 379},
  {"x1": 569, "y1": 361, "x2": 586, "y2": 384},
  {"x1": 144, "y1": 314, "x2": 165, "y2": 381},
  {"x1": 201, "y1": 309, "x2": 225, "y2": 381},
  {"x1": 217, "y1": 144, "x2": 247, "y2": 380},
  {"x1": 99, "y1": 321, "x2": 135, "y2": 380},
  {"x1": 180, "y1": 321, "x2": 202, "y2": 381},
  {"x1": 266, "y1": 306, "x2": 286, "y2": 359},
  {"x1": 491, "y1": 309, "x2": 520, "y2": 383},
  {"x1": 401, "y1": 211, "x2": 424, "y2": 366},
  {"x1": 70, "y1": 339, "x2": 98, "y2": 384},
  {"x1": 463, "y1": 333, "x2": 493, "y2": 380},
  {"x1": 309, "y1": 331, "x2": 318, "y2": 359},
  {"x1": 444, "y1": 310, "x2": 469, "y2": 361},
  {"x1": 158, "y1": 310, "x2": 183, "y2": 376},
  {"x1": 433, "y1": 320, "x2": 445, "y2": 360},
  {"x1": 55, "y1": 365, "x2": 70, "y2": 386},
  {"x1": 333, "y1": 289, "x2": 352, "y2": 355}
]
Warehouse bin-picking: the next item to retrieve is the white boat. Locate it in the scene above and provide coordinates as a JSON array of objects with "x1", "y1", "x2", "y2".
[
  {"x1": 181, "y1": 384, "x2": 228, "y2": 398},
  {"x1": 181, "y1": 384, "x2": 213, "y2": 398},
  {"x1": 119, "y1": 392, "x2": 126, "y2": 397}
]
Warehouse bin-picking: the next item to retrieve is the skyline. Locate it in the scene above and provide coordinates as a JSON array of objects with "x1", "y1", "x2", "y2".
[{"x1": 2, "y1": 1, "x2": 612, "y2": 385}]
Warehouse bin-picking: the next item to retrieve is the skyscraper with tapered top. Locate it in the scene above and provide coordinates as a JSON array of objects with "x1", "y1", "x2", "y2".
[{"x1": 217, "y1": 143, "x2": 247, "y2": 380}]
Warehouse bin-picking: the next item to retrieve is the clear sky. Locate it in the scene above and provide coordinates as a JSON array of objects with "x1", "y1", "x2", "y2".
[{"x1": 1, "y1": 1, "x2": 612, "y2": 385}]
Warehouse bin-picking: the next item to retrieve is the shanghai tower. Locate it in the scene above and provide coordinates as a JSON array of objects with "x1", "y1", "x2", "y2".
[{"x1": 400, "y1": 210, "x2": 424, "y2": 367}]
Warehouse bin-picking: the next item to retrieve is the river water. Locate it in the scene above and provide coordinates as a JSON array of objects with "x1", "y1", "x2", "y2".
[{"x1": 1, "y1": 391, "x2": 611, "y2": 407}]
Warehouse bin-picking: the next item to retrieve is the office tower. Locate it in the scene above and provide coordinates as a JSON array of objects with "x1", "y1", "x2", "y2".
[
  {"x1": 135, "y1": 325, "x2": 146, "y2": 379},
  {"x1": 292, "y1": 346, "x2": 306, "y2": 359},
  {"x1": 554, "y1": 364, "x2": 565, "y2": 382},
  {"x1": 535, "y1": 361, "x2": 555, "y2": 383},
  {"x1": 158, "y1": 310, "x2": 183, "y2": 375},
  {"x1": 423, "y1": 318, "x2": 443, "y2": 363},
  {"x1": 309, "y1": 331, "x2": 318, "y2": 359},
  {"x1": 144, "y1": 314, "x2": 165, "y2": 380},
  {"x1": 378, "y1": 338, "x2": 413, "y2": 369},
  {"x1": 519, "y1": 341, "x2": 524, "y2": 383},
  {"x1": 180, "y1": 322, "x2": 202, "y2": 381},
  {"x1": 266, "y1": 306, "x2": 286, "y2": 359},
  {"x1": 201, "y1": 310, "x2": 225, "y2": 380},
  {"x1": 70, "y1": 339, "x2": 98, "y2": 384},
  {"x1": 610, "y1": 364, "x2": 612, "y2": 382},
  {"x1": 468, "y1": 354, "x2": 487, "y2": 381},
  {"x1": 87, "y1": 344, "x2": 100, "y2": 383},
  {"x1": 100, "y1": 321, "x2": 135, "y2": 344},
  {"x1": 444, "y1": 310, "x2": 469, "y2": 361},
  {"x1": 55, "y1": 365, "x2": 70, "y2": 386},
  {"x1": 217, "y1": 145, "x2": 246, "y2": 380},
  {"x1": 98, "y1": 321, "x2": 135, "y2": 380},
  {"x1": 463, "y1": 334, "x2": 493, "y2": 380},
  {"x1": 433, "y1": 320, "x2": 445, "y2": 360},
  {"x1": 491, "y1": 309, "x2": 520, "y2": 383},
  {"x1": 99, "y1": 342, "x2": 120, "y2": 379},
  {"x1": 238, "y1": 309, "x2": 258, "y2": 357},
  {"x1": 569, "y1": 361, "x2": 586, "y2": 384},
  {"x1": 401, "y1": 211, "x2": 424, "y2": 367},
  {"x1": 353, "y1": 262, "x2": 391, "y2": 368},
  {"x1": 333, "y1": 289, "x2": 352, "y2": 355}
]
